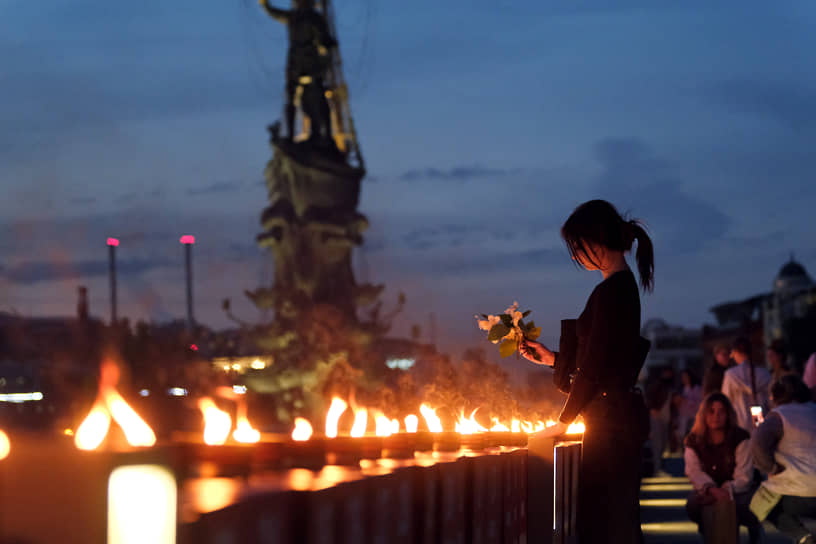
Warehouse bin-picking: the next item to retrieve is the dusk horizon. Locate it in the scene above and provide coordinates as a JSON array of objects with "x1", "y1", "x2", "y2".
[{"x1": 2, "y1": 0, "x2": 815, "y2": 357}]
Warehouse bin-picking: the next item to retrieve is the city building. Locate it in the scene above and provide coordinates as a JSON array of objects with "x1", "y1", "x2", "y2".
[
  {"x1": 641, "y1": 318, "x2": 703, "y2": 377},
  {"x1": 704, "y1": 257, "x2": 816, "y2": 370}
]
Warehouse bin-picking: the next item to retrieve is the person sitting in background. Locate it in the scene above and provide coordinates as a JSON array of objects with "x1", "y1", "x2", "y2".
[
  {"x1": 751, "y1": 374, "x2": 816, "y2": 544},
  {"x1": 803, "y1": 352, "x2": 816, "y2": 392},
  {"x1": 679, "y1": 368, "x2": 703, "y2": 440},
  {"x1": 767, "y1": 339, "x2": 793, "y2": 389},
  {"x1": 646, "y1": 367, "x2": 675, "y2": 473},
  {"x1": 723, "y1": 336, "x2": 771, "y2": 434},
  {"x1": 704, "y1": 343, "x2": 733, "y2": 396},
  {"x1": 685, "y1": 392, "x2": 762, "y2": 543}
]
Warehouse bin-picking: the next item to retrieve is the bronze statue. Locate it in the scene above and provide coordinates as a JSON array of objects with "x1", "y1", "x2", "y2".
[{"x1": 259, "y1": 0, "x2": 337, "y2": 145}]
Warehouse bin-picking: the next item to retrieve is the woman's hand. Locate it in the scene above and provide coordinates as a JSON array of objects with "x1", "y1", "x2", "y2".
[
  {"x1": 535, "y1": 421, "x2": 568, "y2": 438},
  {"x1": 519, "y1": 339, "x2": 555, "y2": 366}
]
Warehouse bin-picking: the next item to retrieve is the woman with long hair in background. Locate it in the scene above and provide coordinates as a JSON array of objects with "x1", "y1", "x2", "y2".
[{"x1": 684, "y1": 392, "x2": 762, "y2": 543}]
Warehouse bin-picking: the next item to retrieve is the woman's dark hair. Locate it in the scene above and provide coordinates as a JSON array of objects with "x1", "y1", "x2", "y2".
[
  {"x1": 771, "y1": 374, "x2": 811, "y2": 406},
  {"x1": 561, "y1": 199, "x2": 654, "y2": 292}
]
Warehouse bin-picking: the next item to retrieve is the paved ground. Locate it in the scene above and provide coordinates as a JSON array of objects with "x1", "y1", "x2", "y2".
[{"x1": 640, "y1": 456, "x2": 792, "y2": 544}]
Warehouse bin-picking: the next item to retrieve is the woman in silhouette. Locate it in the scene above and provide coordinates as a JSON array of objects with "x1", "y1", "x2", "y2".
[{"x1": 521, "y1": 199, "x2": 654, "y2": 544}]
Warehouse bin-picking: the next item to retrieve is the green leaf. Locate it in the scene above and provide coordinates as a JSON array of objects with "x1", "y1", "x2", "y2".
[
  {"x1": 524, "y1": 320, "x2": 536, "y2": 331},
  {"x1": 487, "y1": 323, "x2": 511, "y2": 342},
  {"x1": 522, "y1": 310, "x2": 531, "y2": 318},
  {"x1": 499, "y1": 314, "x2": 513, "y2": 327},
  {"x1": 524, "y1": 326, "x2": 542, "y2": 341},
  {"x1": 499, "y1": 339, "x2": 518, "y2": 358}
]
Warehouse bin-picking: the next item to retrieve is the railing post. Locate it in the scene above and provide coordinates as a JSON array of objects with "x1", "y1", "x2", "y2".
[{"x1": 527, "y1": 434, "x2": 582, "y2": 544}]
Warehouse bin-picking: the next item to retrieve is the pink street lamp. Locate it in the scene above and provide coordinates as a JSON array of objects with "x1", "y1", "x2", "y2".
[
  {"x1": 107, "y1": 238, "x2": 120, "y2": 325},
  {"x1": 180, "y1": 235, "x2": 195, "y2": 331}
]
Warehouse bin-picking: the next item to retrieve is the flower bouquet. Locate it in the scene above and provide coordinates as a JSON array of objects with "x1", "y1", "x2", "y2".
[{"x1": 475, "y1": 302, "x2": 542, "y2": 359}]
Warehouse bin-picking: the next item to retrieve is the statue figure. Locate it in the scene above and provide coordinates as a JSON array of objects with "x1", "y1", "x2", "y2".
[{"x1": 260, "y1": 0, "x2": 337, "y2": 146}]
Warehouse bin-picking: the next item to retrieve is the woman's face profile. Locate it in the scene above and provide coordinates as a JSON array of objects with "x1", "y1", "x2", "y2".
[{"x1": 573, "y1": 241, "x2": 604, "y2": 271}]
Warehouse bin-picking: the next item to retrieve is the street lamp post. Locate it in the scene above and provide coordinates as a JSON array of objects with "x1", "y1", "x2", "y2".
[
  {"x1": 107, "y1": 237, "x2": 119, "y2": 325},
  {"x1": 180, "y1": 235, "x2": 195, "y2": 331}
]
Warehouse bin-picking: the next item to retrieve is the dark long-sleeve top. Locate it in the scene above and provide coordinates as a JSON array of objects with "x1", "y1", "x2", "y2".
[{"x1": 556, "y1": 269, "x2": 642, "y2": 424}]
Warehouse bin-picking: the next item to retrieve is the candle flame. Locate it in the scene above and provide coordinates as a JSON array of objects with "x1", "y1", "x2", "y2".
[
  {"x1": 520, "y1": 420, "x2": 534, "y2": 434},
  {"x1": 390, "y1": 418, "x2": 400, "y2": 435},
  {"x1": 404, "y1": 414, "x2": 418, "y2": 433},
  {"x1": 490, "y1": 417, "x2": 510, "y2": 432},
  {"x1": 199, "y1": 397, "x2": 232, "y2": 445},
  {"x1": 511, "y1": 419, "x2": 521, "y2": 433},
  {"x1": 455, "y1": 408, "x2": 488, "y2": 434},
  {"x1": 75, "y1": 401, "x2": 112, "y2": 450},
  {"x1": 374, "y1": 413, "x2": 392, "y2": 437},
  {"x1": 566, "y1": 421, "x2": 585, "y2": 435},
  {"x1": 350, "y1": 408, "x2": 368, "y2": 437},
  {"x1": 325, "y1": 397, "x2": 347, "y2": 438},
  {"x1": 233, "y1": 416, "x2": 261, "y2": 443},
  {"x1": 0, "y1": 429, "x2": 10, "y2": 460},
  {"x1": 73, "y1": 359, "x2": 156, "y2": 450},
  {"x1": 291, "y1": 417, "x2": 313, "y2": 441},
  {"x1": 419, "y1": 404, "x2": 443, "y2": 433},
  {"x1": 104, "y1": 389, "x2": 157, "y2": 447}
]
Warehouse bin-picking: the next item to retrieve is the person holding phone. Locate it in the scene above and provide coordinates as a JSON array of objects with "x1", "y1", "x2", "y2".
[
  {"x1": 751, "y1": 375, "x2": 816, "y2": 544},
  {"x1": 722, "y1": 336, "x2": 771, "y2": 434}
]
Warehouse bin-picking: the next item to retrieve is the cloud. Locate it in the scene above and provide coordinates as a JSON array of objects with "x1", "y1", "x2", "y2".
[
  {"x1": 711, "y1": 78, "x2": 816, "y2": 133},
  {"x1": 395, "y1": 221, "x2": 536, "y2": 253},
  {"x1": 431, "y1": 247, "x2": 564, "y2": 275},
  {"x1": 375, "y1": 244, "x2": 565, "y2": 278},
  {"x1": 398, "y1": 165, "x2": 517, "y2": 183},
  {"x1": 592, "y1": 138, "x2": 731, "y2": 253},
  {"x1": 111, "y1": 187, "x2": 173, "y2": 204},
  {"x1": 187, "y1": 180, "x2": 246, "y2": 196},
  {"x1": 114, "y1": 192, "x2": 140, "y2": 205},
  {"x1": 69, "y1": 196, "x2": 98, "y2": 206},
  {"x1": 401, "y1": 224, "x2": 474, "y2": 251},
  {"x1": 1, "y1": 257, "x2": 169, "y2": 285}
]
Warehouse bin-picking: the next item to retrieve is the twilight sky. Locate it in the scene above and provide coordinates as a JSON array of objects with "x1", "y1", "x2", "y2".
[{"x1": 1, "y1": 0, "x2": 815, "y2": 356}]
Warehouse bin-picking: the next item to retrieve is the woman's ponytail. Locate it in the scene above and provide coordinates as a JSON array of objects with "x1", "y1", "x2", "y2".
[{"x1": 628, "y1": 219, "x2": 654, "y2": 292}]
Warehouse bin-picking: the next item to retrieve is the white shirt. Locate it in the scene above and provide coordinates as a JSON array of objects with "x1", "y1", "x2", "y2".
[
  {"x1": 722, "y1": 362, "x2": 772, "y2": 434},
  {"x1": 684, "y1": 438, "x2": 753, "y2": 495}
]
